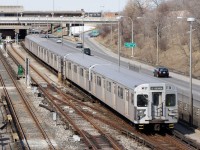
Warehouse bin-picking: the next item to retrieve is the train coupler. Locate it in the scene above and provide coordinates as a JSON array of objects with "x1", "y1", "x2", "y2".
[
  {"x1": 154, "y1": 124, "x2": 160, "y2": 131},
  {"x1": 138, "y1": 124, "x2": 144, "y2": 130},
  {"x1": 168, "y1": 123, "x2": 174, "y2": 129}
]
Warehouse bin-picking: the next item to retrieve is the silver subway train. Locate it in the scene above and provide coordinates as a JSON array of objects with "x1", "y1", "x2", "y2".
[{"x1": 25, "y1": 35, "x2": 178, "y2": 131}]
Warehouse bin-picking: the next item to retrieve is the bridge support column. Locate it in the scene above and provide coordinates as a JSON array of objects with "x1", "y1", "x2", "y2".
[
  {"x1": 66, "y1": 24, "x2": 70, "y2": 36},
  {"x1": 51, "y1": 24, "x2": 54, "y2": 34},
  {"x1": 69, "y1": 23, "x2": 72, "y2": 36}
]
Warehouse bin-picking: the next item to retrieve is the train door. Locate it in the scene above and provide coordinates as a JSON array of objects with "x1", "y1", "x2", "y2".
[
  {"x1": 45, "y1": 50, "x2": 48, "y2": 62},
  {"x1": 84, "y1": 70, "x2": 87, "y2": 89},
  {"x1": 42, "y1": 49, "x2": 45, "y2": 60},
  {"x1": 77, "y1": 66, "x2": 80, "y2": 84},
  {"x1": 37, "y1": 47, "x2": 40, "y2": 57},
  {"x1": 112, "y1": 83, "x2": 116, "y2": 109},
  {"x1": 92, "y1": 73, "x2": 96, "y2": 95},
  {"x1": 57, "y1": 56, "x2": 59, "y2": 69},
  {"x1": 37, "y1": 46, "x2": 39, "y2": 56},
  {"x1": 102, "y1": 78, "x2": 106, "y2": 101},
  {"x1": 69, "y1": 62, "x2": 73, "y2": 79},
  {"x1": 152, "y1": 92, "x2": 163, "y2": 119},
  {"x1": 125, "y1": 89, "x2": 129, "y2": 116},
  {"x1": 52, "y1": 54, "x2": 54, "y2": 67},
  {"x1": 40, "y1": 48, "x2": 42, "y2": 58}
]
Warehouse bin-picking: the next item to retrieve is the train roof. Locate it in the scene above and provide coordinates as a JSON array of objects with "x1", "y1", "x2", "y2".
[
  {"x1": 26, "y1": 35, "x2": 164, "y2": 89},
  {"x1": 26, "y1": 35, "x2": 76, "y2": 55},
  {"x1": 66, "y1": 53, "x2": 161, "y2": 89}
]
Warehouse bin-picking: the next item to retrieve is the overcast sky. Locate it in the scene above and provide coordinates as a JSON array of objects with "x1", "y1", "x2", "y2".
[{"x1": 0, "y1": 0, "x2": 128, "y2": 12}]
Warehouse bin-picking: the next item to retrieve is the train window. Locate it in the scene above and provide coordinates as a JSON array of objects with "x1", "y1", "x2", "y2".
[
  {"x1": 131, "y1": 93, "x2": 134, "y2": 104},
  {"x1": 97, "y1": 76, "x2": 101, "y2": 86},
  {"x1": 153, "y1": 93, "x2": 160, "y2": 106},
  {"x1": 74, "y1": 65, "x2": 77, "y2": 73},
  {"x1": 80, "y1": 68, "x2": 84, "y2": 77},
  {"x1": 166, "y1": 94, "x2": 176, "y2": 107},
  {"x1": 118, "y1": 86, "x2": 123, "y2": 99},
  {"x1": 137, "y1": 95, "x2": 148, "y2": 107},
  {"x1": 106, "y1": 81, "x2": 111, "y2": 92},
  {"x1": 68, "y1": 62, "x2": 71, "y2": 70}
]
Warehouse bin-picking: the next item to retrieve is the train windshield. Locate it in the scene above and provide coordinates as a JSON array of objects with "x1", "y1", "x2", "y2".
[
  {"x1": 137, "y1": 95, "x2": 148, "y2": 107},
  {"x1": 166, "y1": 94, "x2": 176, "y2": 106}
]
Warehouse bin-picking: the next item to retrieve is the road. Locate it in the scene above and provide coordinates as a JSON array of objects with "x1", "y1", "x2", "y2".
[{"x1": 49, "y1": 34, "x2": 200, "y2": 107}]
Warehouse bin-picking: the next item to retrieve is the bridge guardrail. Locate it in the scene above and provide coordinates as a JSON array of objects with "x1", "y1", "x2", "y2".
[{"x1": 0, "y1": 17, "x2": 118, "y2": 24}]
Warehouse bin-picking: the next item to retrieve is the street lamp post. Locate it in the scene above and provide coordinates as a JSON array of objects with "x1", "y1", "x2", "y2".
[
  {"x1": 46, "y1": 15, "x2": 49, "y2": 38},
  {"x1": 34, "y1": 16, "x2": 36, "y2": 34},
  {"x1": 187, "y1": 17, "x2": 195, "y2": 126},
  {"x1": 38, "y1": 15, "x2": 40, "y2": 35},
  {"x1": 117, "y1": 19, "x2": 120, "y2": 68},
  {"x1": 52, "y1": 0, "x2": 54, "y2": 17},
  {"x1": 156, "y1": 25, "x2": 159, "y2": 65},
  {"x1": 5, "y1": 42, "x2": 8, "y2": 57},
  {"x1": 100, "y1": 5, "x2": 104, "y2": 17},
  {"x1": 125, "y1": 17, "x2": 134, "y2": 57},
  {"x1": 178, "y1": 17, "x2": 195, "y2": 126},
  {"x1": 118, "y1": 16, "x2": 134, "y2": 57},
  {"x1": 60, "y1": 16, "x2": 63, "y2": 45},
  {"x1": 82, "y1": 17, "x2": 85, "y2": 48}
]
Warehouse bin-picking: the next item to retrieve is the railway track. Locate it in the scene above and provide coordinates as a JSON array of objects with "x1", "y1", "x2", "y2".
[
  {"x1": 7, "y1": 43, "x2": 125, "y2": 149},
  {"x1": 62, "y1": 88, "x2": 193, "y2": 150},
  {"x1": 6, "y1": 43, "x2": 199, "y2": 149},
  {"x1": 60, "y1": 81, "x2": 199, "y2": 150},
  {"x1": 0, "y1": 51, "x2": 56, "y2": 149}
]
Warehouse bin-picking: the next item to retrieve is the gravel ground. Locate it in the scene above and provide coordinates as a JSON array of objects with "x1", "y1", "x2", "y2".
[
  {"x1": 18, "y1": 78, "x2": 83, "y2": 150},
  {"x1": 3, "y1": 45, "x2": 151, "y2": 150}
]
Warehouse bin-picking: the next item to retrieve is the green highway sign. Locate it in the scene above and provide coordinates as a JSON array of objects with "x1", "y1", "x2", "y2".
[
  {"x1": 124, "y1": 42, "x2": 136, "y2": 48},
  {"x1": 57, "y1": 27, "x2": 62, "y2": 32}
]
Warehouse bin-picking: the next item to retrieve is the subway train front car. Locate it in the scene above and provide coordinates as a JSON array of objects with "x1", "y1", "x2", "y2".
[{"x1": 134, "y1": 83, "x2": 178, "y2": 131}]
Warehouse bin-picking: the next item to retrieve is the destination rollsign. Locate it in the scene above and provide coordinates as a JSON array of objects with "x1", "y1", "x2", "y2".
[{"x1": 150, "y1": 86, "x2": 163, "y2": 90}]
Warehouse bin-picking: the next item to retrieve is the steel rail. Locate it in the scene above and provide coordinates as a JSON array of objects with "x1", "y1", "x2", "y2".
[
  {"x1": 13, "y1": 43, "x2": 124, "y2": 149},
  {"x1": 9, "y1": 44, "x2": 118, "y2": 149},
  {"x1": 0, "y1": 52, "x2": 56, "y2": 150},
  {"x1": 18, "y1": 42, "x2": 195, "y2": 149},
  {"x1": 0, "y1": 74, "x2": 31, "y2": 150},
  {"x1": 19, "y1": 42, "x2": 196, "y2": 150}
]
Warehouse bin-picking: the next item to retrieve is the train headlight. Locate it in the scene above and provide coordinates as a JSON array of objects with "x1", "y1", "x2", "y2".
[{"x1": 137, "y1": 109, "x2": 146, "y2": 119}]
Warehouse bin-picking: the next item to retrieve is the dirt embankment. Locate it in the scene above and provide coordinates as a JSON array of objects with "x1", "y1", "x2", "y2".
[{"x1": 95, "y1": 34, "x2": 200, "y2": 79}]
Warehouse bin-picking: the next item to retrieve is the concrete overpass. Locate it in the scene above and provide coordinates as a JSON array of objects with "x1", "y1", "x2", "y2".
[
  {"x1": 0, "y1": 16, "x2": 117, "y2": 39},
  {"x1": 0, "y1": 6, "x2": 118, "y2": 39},
  {"x1": 0, "y1": 16, "x2": 117, "y2": 24}
]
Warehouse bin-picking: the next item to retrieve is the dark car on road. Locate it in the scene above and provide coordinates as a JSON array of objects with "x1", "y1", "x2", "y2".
[
  {"x1": 153, "y1": 67, "x2": 169, "y2": 77},
  {"x1": 83, "y1": 48, "x2": 91, "y2": 55}
]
